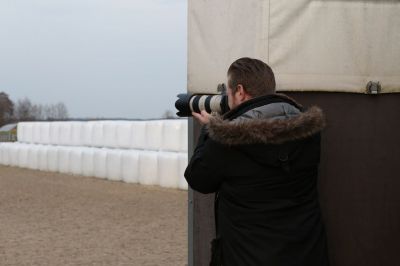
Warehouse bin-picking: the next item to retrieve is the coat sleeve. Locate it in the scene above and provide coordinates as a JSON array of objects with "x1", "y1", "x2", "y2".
[{"x1": 184, "y1": 127, "x2": 226, "y2": 194}]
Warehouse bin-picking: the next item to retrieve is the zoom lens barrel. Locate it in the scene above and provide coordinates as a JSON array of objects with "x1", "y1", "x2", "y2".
[{"x1": 175, "y1": 92, "x2": 230, "y2": 117}]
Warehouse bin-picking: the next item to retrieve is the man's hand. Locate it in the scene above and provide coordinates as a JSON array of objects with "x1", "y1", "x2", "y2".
[{"x1": 192, "y1": 110, "x2": 211, "y2": 125}]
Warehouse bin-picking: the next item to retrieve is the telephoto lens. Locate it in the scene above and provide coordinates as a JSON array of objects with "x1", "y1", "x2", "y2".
[{"x1": 175, "y1": 84, "x2": 230, "y2": 117}]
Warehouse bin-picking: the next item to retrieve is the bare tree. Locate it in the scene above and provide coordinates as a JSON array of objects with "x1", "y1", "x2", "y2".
[
  {"x1": 0, "y1": 92, "x2": 14, "y2": 126},
  {"x1": 43, "y1": 104, "x2": 55, "y2": 120},
  {"x1": 44, "y1": 102, "x2": 69, "y2": 120},
  {"x1": 13, "y1": 98, "x2": 69, "y2": 121},
  {"x1": 31, "y1": 104, "x2": 45, "y2": 120},
  {"x1": 54, "y1": 102, "x2": 69, "y2": 120},
  {"x1": 14, "y1": 98, "x2": 34, "y2": 121}
]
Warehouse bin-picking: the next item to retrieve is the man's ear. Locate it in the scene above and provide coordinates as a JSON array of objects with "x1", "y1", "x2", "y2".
[{"x1": 236, "y1": 84, "x2": 247, "y2": 101}]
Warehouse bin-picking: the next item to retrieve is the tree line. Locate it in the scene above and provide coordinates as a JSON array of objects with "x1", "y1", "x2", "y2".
[{"x1": 0, "y1": 91, "x2": 68, "y2": 127}]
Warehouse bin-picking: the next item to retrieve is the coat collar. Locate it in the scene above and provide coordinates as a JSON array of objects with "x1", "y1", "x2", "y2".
[{"x1": 207, "y1": 94, "x2": 325, "y2": 146}]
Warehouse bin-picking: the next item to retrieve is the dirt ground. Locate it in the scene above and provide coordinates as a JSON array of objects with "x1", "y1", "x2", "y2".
[{"x1": 0, "y1": 166, "x2": 187, "y2": 266}]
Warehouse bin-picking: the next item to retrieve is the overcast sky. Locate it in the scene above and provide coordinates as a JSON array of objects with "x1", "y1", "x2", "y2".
[{"x1": 0, "y1": 0, "x2": 187, "y2": 119}]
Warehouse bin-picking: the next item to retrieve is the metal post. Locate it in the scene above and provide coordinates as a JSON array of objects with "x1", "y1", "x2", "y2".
[{"x1": 188, "y1": 117, "x2": 194, "y2": 266}]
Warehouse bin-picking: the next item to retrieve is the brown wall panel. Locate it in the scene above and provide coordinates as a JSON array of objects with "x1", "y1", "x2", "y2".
[{"x1": 287, "y1": 92, "x2": 400, "y2": 266}]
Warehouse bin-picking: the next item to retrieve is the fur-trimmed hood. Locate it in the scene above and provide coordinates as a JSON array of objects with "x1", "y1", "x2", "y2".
[{"x1": 207, "y1": 103, "x2": 325, "y2": 146}]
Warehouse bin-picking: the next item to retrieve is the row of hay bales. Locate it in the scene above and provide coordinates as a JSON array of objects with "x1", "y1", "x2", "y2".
[
  {"x1": 0, "y1": 120, "x2": 188, "y2": 190},
  {"x1": 17, "y1": 120, "x2": 187, "y2": 152}
]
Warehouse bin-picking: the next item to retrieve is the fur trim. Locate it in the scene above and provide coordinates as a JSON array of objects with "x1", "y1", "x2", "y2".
[{"x1": 207, "y1": 106, "x2": 325, "y2": 145}]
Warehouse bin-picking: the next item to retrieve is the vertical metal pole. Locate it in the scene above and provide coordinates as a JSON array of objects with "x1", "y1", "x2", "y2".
[
  {"x1": 188, "y1": 117, "x2": 194, "y2": 266},
  {"x1": 187, "y1": 1, "x2": 194, "y2": 262}
]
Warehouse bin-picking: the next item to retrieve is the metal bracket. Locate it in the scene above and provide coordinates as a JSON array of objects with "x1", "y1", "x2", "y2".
[{"x1": 366, "y1": 81, "x2": 381, "y2": 94}]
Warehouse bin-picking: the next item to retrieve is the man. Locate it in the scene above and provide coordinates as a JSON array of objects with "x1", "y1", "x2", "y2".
[{"x1": 185, "y1": 57, "x2": 329, "y2": 266}]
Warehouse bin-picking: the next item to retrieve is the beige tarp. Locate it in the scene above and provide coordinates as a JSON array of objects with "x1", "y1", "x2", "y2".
[{"x1": 188, "y1": 0, "x2": 400, "y2": 94}]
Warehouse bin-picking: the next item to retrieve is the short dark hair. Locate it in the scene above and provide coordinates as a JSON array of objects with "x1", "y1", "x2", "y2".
[{"x1": 227, "y1": 57, "x2": 276, "y2": 97}]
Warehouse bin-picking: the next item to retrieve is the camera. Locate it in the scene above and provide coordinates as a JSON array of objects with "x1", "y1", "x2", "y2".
[{"x1": 175, "y1": 84, "x2": 230, "y2": 117}]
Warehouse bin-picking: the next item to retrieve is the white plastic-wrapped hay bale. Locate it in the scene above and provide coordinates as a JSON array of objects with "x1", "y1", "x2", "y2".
[
  {"x1": 158, "y1": 152, "x2": 180, "y2": 188},
  {"x1": 103, "y1": 121, "x2": 119, "y2": 148},
  {"x1": 69, "y1": 148, "x2": 83, "y2": 175},
  {"x1": 23, "y1": 122, "x2": 34, "y2": 144},
  {"x1": 0, "y1": 143, "x2": 7, "y2": 165},
  {"x1": 3, "y1": 143, "x2": 13, "y2": 167},
  {"x1": 138, "y1": 150, "x2": 158, "y2": 185},
  {"x1": 59, "y1": 122, "x2": 72, "y2": 146},
  {"x1": 82, "y1": 147, "x2": 95, "y2": 177},
  {"x1": 130, "y1": 121, "x2": 147, "y2": 150},
  {"x1": 71, "y1": 122, "x2": 84, "y2": 146},
  {"x1": 0, "y1": 143, "x2": 10, "y2": 165},
  {"x1": 162, "y1": 120, "x2": 184, "y2": 152},
  {"x1": 0, "y1": 120, "x2": 190, "y2": 191},
  {"x1": 121, "y1": 149, "x2": 139, "y2": 183},
  {"x1": 146, "y1": 120, "x2": 164, "y2": 151},
  {"x1": 47, "y1": 145, "x2": 59, "y2": 172},
  {"x1": 180, "y1": 120, "x2": 188, "y2": 152},
  {"x1": 178, "y1": 153, "x2": 188, "y2": 190},
  {"x1": 39, "y1": 123, "x2": 50, "y2": 144},
  {"x1": 18, "y1": 143, "x2": 29, "y2": 168},
  {"x1": 93, "y1": 148, "x2": 108, "y2": 179},
  {"x1": 49, "y1": 122, "x2": 61, "y2": 145},
  {"x1": 9, "y1": 143, "x2": 19, "y2": 167},
  {"x1": 91, "y1": 121, "x2": 105, "y2": 148},
  {"x1": 116, "y1": 121, "x2": 132, "y2": 149},
  {"x1": 3, "y1": 143, "x2": 11, "y2": 166},
  {"x1": 106, "y1": 149, "x2": 122, "y2": 181},
  {"x1": 37, "y1": 145, "x2": 49, "y2": 171},
  {"x1": 57, "y1": 146, "x2": 71, "y2": 174},
  {"x1": 27, "y1": 146, "x2": 39, "y2": 170},
  {"x1": 17, "y1": 123, "x2": 25, "y2": 143},
  {"x1": 32, "y1": 123, "x2": 41, "y2": 144},
  {"x1": 83, "y1": 122, "x2": 94, "y2": 147}
]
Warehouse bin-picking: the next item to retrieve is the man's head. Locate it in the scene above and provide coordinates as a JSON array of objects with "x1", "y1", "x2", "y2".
[{"x1": 227, "y1": 57, "x2": 275, "y2": 109}]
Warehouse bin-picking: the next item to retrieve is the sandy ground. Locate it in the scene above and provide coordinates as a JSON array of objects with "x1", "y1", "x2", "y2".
[{"x1": 0, "y1": 166, "x2": 187, "y2": 266}]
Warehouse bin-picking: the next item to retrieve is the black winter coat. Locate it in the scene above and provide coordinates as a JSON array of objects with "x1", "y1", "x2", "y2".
[{"x1": 185, "y1": 94, "x2": 329, "y2": 266}]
